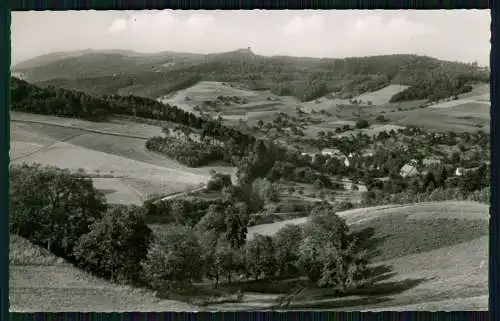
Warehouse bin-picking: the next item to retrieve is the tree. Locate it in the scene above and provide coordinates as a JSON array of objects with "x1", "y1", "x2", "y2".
[
  {"x1": 273, "y1": 224, "x2": 304, "y2": 278},
  {"x1": 141, "y1": 225, "x2": 204, "y2": 289},
  {"x1": 224, "y1": 203, "x2": 249, "y2": 249},
  {"x1": 244, "y1": 234, "x2": 277, "y2": 280},
  {"x1": 10, "y1": 164, "x2": 107, "y2": 255},
  {"x1": 169, "y1": 199, "x2": 189, "y2": 225},
  {"x1": 199, "y1": 230, "x2": 221, "y2": 286},
  {"x1": 74, "y1": 205, "x2": 153, "y2": 283},
  {"x1": 252, "y1": 178, "x2": 280, "y2": 204},
  {"x1": 195, "y1": 204, "x2": 226, "y2": 234},
  {"x1": 297, "y1": 204, "x2": 373, "y2": 290},
  {"x1": 214, "y1": 236, "x2": 243, "y2": 285}
]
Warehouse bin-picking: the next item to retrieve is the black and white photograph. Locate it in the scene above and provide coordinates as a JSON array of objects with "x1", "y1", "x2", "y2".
[{"x1": 9, "y1": 10, "x2": 490, "y2": 312}]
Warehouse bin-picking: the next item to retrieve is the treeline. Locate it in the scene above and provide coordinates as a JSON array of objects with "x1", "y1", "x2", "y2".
[
  {"x1": 11, "y1": 163, "x2": 377, "y2": 302},
  {"x1": 146, "y1": 136, "x2": 227, "y2": 167},
  {"x1": 11, "y1": 77, "x2": 113, "y2": 121},
  {"x1": 11, "y1": 77, "x2": 255, "y2": 149},
  {"x1": 389, "y1": 73, "x2": 488, "y2": 103}
]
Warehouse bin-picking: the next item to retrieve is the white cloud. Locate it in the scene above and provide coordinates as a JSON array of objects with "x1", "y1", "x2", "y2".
[
  {"x1": 350, "y1": 15, "x2": 431, "y2": 38},
  {"x1": 185, "y1": 13, "x2": 215, "y2": 28},
  {"x1": 282, "y1": 14, "x2": 325, "y2": 36},
  {"x1": 107, "y1": 10, "x2": 214, "y2": 35},
  {"x1": 108, "y1": 18, "x2": 127, "y2": 33}
]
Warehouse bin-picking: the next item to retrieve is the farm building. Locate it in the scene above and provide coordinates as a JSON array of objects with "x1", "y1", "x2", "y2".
[{"x1": 400, "y1": 159, "x2": 419, "y2": 178}]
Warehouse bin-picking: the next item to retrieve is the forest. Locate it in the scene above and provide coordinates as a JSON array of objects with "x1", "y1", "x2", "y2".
[{"x1": 17, "y1": 51, "x2": 489, "y2": 102}]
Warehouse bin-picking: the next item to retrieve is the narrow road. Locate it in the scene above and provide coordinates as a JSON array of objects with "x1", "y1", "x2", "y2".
[{"x1": 152, "y1": 183, "x2": 207, "y2": 204}]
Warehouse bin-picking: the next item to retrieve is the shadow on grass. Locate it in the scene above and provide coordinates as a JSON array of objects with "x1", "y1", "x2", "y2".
[
  {"x1": 282, "y1": 273, "x2": 434, "y2": 310},
  {"x1": 350, "y1": 226, "x2": 388, "y2": 261},
  {"x1": 285, "y1": 295, "x2": 392, "y2": 310}
]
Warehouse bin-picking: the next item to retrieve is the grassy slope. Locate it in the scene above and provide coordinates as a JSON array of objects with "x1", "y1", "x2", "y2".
[
  {"x1": 380, "y1": 83, "x2": 490, "y2": 132},
  {"x1": 158, "y1": 81, "x2": 299, "y2": 121},
  {"x1": 244, "y1": 201, "x2": 488, "y2": 311},
  {"x1": 9, "y1": 234, "x2": 200, "y2": 312},
  {"x1": 354, "y1": 85, "x2": 410, "y2": 106},
  {"x1": 10, "y1": 112, "x2": 234, "y2": 203}
]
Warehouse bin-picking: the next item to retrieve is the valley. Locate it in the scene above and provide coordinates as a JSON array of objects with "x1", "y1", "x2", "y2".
[{"x1": 8, "y1": 48, "x2": 490, "y2": 312}]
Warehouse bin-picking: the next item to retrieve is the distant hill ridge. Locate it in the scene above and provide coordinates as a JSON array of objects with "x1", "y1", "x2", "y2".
[{"x1": 13, "y1": 49, "x2": 489, "y2": 103}]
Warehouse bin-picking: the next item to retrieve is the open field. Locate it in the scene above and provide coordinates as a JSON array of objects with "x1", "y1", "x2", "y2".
[
  {"x1": 354, "y1": 85, "x2": 409, "y2": 106},
  {"x1": 92, "y1": 178, "x2": 143, "y2": 205},
  {"x1": 383, "y1": 107, "x2": 489, "y2": 132},
  {"x1": 12, "y1": 111, "x2": 164, "y2": 138},
  {"x1": 10, "y1": 113, "x2": 239, "y2": 203},
  {"x1": 158, "y1": 81, "x2": 302, "y2": 126},
  {"x1": 158, "y1": 81, "x2": 297, "y2": 115},
  {"x1": 9, "y1": 234, "x2": 200, "y2": 312}
]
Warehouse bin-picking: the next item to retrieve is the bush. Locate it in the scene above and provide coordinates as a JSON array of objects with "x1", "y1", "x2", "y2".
[
  {"x1": 355, "y1": 119, "x2": 370, "y2": 129},
  {"x1": 206, "y1": 173, "x2": 232, "y2": 192}
]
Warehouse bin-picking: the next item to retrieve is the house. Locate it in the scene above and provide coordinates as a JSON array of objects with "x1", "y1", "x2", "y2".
[
  {"x1": 321, "y1": 148, "x2": 342, "y2": 157},
  {"x1": 455, "y1": 166, "x2": 480, "y2": 176},
  {"x1": 343, "y1": 156, "x2": 351, "y2": 167},
  {"x1": 400, "y1": 159, "x2": 419, "y2": 178},
  {"x1": 423, "y1": 157, "x2": 442, "y2": 167}
]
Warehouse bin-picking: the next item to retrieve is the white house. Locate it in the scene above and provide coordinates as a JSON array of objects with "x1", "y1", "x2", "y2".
[
  {"x1": 343, "y1": 156, "x2": 351, "y2": 167},
  {"x1": 455, "y1": 167, "x2": 464, "y2": 176},
  {"x1": 423, "y1": 157, "x2": 442, "y2": 167}
]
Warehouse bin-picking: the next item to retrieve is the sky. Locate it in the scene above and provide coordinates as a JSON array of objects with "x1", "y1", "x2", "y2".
[{"x1": 11, "y1": 10, "x2": 491, "y2": 66}]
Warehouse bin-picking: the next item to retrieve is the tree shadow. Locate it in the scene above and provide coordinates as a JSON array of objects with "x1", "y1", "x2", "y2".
[
  {"x1": 271, "y1": 261, "x2": 435, "y2": 310},
  {"x1": 284, "y1": 295, "x2": 393, "y2": 310},
  {"x1": 350, "y1": 226, "x2": 387, "y2": 260},
  {"x1": 271, "y1": 275, "x2": 433, "y2": 310}
]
